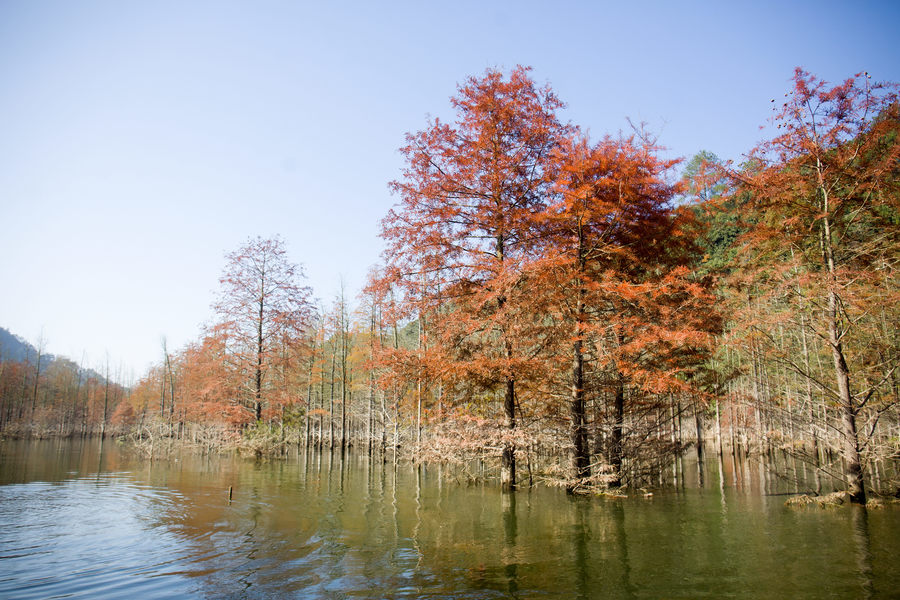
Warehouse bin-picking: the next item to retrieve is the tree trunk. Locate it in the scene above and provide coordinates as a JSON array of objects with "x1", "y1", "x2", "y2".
[
  {"x1": 570, "y1": 235, "x2": 590, "y2": 488},
  {"x1": 31, "y1": 346, "x2": 42, "y2": 416},
  {"x1": 101, "y1": 361, "x2": 110, "y2": 439},
  {"x1": 570, "y1": 323, "x2": 590, "y2": 487},
  {"x1": 392, "y1": 320, "x2": 400, "y2": 456},
  {"x1": 417, "y1": 312, "x2": 423, "y2": 447},
  {"x1": 305, "y1": 335, "x2": 315, "y2": 448},
  {"x1": 695, "y1": 409, "x2": 704, "y2": 463},
  {"x1": 256, "y1": 277, "x2": 265, "y2": 423},
  {"x1": 609, "y1": 372, "x2": 625, "y2": 487},
  {"x1": 495, "y1": 227, "x2": 517, "y2": 492},
  {"x1": 828, "y1": 290, "x2": 866, "y2": 504},
  {"x1": 340, "y1": 290, "x2": 349, "y2": 454},
  {"x1": 501, "y1": 375, "x2": 517, "y2": 491},
  {"x1": 818, "y1": 176, "x2": 866, "y2": 504},
  {"x1": 368, "y1": 315, "x2": 376, "y2": 455}
]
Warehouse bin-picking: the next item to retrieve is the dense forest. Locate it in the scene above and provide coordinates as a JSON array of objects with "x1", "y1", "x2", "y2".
[{"x1": 2, "y1": 67, "x2": 897, "y2": 503}]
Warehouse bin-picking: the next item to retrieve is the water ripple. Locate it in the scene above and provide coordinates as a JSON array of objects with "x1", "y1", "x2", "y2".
[
  {"x1": 0, "y1": 474, "x2": 199, "y2": 599},
  {"x1": 3, "y1": 442, "x2": 900, "y2": 599}
]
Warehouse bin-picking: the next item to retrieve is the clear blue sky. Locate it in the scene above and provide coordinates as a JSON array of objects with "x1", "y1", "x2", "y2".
[{"x1": 1, "y1": 0, "x2": 898, "y2": 381}]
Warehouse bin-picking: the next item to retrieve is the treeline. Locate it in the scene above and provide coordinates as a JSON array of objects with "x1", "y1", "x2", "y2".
[
  {"x1": 0, "y1": 334, "x2": 128, "y2": 438},
  {"x1": 4, "y1": 67, "x2": 897, "y2": 502}
]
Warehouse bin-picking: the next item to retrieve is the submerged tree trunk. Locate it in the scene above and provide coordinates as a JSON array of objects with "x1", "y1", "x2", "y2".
[
  {"x1": 695, "y1": 409, "x2": 705, "y2": 463},
  {"x1": 609, "y1": 371, "x2": 625, "y2": 487},
  {"x1": 570, "y1": 332, "x2": 590, "y2": 486},
  {"x1": 501, "y1": 375, "x2": 517, "y2": 491}
]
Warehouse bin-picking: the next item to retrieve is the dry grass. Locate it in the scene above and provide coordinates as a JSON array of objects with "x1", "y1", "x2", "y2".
[{"x1": 785, "y1": 491, "x2": 900, "y2": 508}]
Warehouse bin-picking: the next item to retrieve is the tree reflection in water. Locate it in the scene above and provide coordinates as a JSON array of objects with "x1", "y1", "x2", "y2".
[{"x1": 1, "y1": 440, "x2": 899, "y2": 599}]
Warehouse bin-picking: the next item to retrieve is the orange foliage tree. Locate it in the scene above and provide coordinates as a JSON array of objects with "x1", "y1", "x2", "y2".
[
  {"x1": 178, "y1": 330, "x2": 248, "y2": 427},
  {"x1": 533, "y1": 134, "x2": 719, "y2": 487}
]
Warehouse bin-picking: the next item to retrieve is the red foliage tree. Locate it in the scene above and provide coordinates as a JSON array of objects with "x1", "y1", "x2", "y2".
[
  {"x1": 381, "y1": 66, "x2": 570, "y2": 489},
  {"x1": 733, "y1": 69, "x2": 899, "y2": 503}
]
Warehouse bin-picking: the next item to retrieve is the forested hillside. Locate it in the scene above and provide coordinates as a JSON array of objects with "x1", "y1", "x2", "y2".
[
  {"x1": 0, "y1": 328, "x2": 47, "y2": 363},
  {"x1": 0, "y1": 327, "x2": 127, "y2": 437}
]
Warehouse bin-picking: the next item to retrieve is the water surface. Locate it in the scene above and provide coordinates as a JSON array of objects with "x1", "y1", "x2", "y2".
[{"x1": 1, "y1": 439, "x2": 897, "y2": 598}]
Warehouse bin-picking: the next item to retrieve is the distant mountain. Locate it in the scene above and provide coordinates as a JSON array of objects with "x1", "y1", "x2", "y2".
[
  {"x1": 0, "y1": 327, "x2": 55, "y2": 364},
  {"x1": 0, "y1": 326, "x2": 106, "y2": 383}
]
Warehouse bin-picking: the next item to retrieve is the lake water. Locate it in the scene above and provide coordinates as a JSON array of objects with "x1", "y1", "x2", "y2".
[{"x1": 1, "y1": 439, "x2": 898, "y2": 599}]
